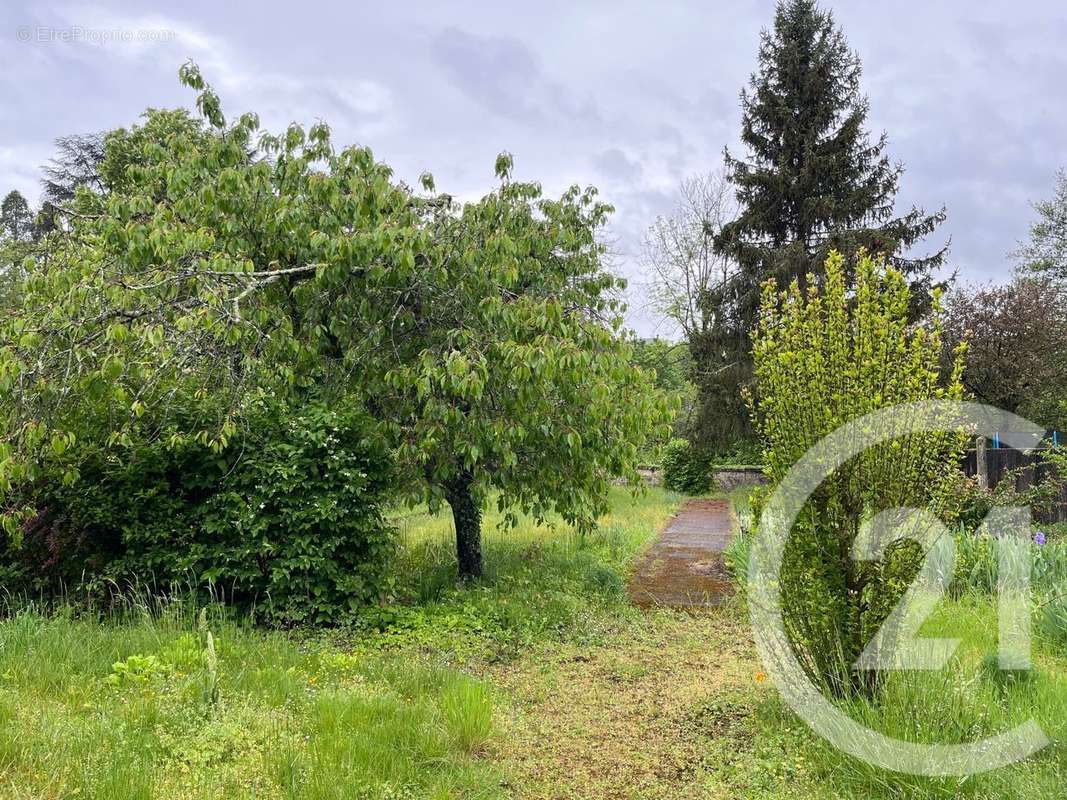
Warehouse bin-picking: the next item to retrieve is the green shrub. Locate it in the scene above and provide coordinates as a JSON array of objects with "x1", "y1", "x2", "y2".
[
  {"x1": 939, "y1": 465, "x2": 1062, "y2": 533},
  {"x1": 5, "y1": 402, "x2": 395, "y2": 624},
  {"x1": 750, "y1": 252, "x2": 967, "y2": 696},
  {"x1": 195, "y1": 403, "x2": 395, "y2": 624},
  {"x1": 710, "y1": 439, "x2": 765, "y2": 468},
  {"x1": 661, "y1": 438, "x2": 712, "y2": 494}
]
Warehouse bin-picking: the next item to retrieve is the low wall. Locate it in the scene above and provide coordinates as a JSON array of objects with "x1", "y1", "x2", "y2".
[
  {"x1": 620, "y1": 465, "x2": 767, "y2": 491},
  {"x1": 637, "y1": 467, "x2": 662, "y2": 486},
  {"x1": 713, "y1": 467, "x2": 767, "y2": 492}
]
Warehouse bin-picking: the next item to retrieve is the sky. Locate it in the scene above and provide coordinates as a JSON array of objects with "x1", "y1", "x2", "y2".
[{"x1": 2, "y1": 1, "x2": 1065, "y2": 336}]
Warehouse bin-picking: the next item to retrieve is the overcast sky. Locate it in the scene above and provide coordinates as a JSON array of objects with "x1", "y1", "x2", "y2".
[{"x1": 2, "y1": 1, "x2": 1065, "y2": 335}]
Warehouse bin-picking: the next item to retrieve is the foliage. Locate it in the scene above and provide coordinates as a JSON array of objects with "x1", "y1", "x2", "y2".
[
  {"x1": 629, "y1": 338, "x2": 693, "y2": 401},
  {"x1": 378, "y1": 485, "x2": 680, "y2": 661},
  {"x1": 938, "y1": 459, "x2": 1063, "y2": 535},
  {"x1": 641, "y1": 172, "x2": 749, "y2": 450},
  {"x1": 1039, "y1": 594, "x2": 1067, "y2": 650},
  {"x1": 1018, "y1": 168, "x2": 1067, "y2": 282},
  {"x1": 941, "y1": 276, "x2": 1067, "y2": 430},
  {"x1": 0, "y1": 63, "x2": 671, "y2": 582},
  {"x1": 195, "y1": 401, "x2": 396, "y2": 624},
  {"x1": 949, "y1": 523, "x2": 1067, "y2": 599},
  {"x1": 629, "y1": 338, "x2": 695, "y2": 459},
  {"x1": 661, "y1": 438, "x2": 712, "y2": 494},
  {"x1": 0, "y1": 190, "x2": 36, "y2": 311},
  {"x1": 710, "y1": 438, "x2": 765, "y2": 468},
  {"x1": 792, "y1": 598, "x2": 1067, "y2": 800},
  {"x1": 724, "y1": 487, "x2": 758, "y2": 586},
  {"x1": 4, "y1": 402, "x2": 395, "y2": 624},
  {"x1": 720, "y1": 0, "x2": 946, "y2": 291},
  {"x1": 750, "y1": 251, "x2": 967, "y2": 696},
  {"x1": 40, "y1": 131, "x2": 107, "y2": 206},
  {"x1": 0, "y1": 191, "x2": 33, "y2": 242}
]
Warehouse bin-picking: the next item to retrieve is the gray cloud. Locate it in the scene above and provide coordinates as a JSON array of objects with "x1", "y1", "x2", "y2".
[
  {"x1": 593, "y1": 148, "x2": 644, "y2": 182},
  {"x1": 1, "y1": 0, "x2": 1064, "y2": 335}
]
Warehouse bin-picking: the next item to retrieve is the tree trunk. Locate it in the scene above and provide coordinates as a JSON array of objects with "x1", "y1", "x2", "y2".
[{"x1": 445, "y1": 471, "x2": 482, "y2": 580}]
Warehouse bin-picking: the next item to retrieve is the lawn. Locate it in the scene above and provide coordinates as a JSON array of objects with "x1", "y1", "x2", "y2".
[
  {"x1": 0, "y1": 604, "x2": 501, "y2": 800},
  {"x1": 3, "y1": 486, "x2": 1067, "y2": 799}
]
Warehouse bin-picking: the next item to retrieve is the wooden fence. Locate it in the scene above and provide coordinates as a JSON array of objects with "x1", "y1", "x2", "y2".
[{"x1": 962, "y1": 440, "x2": 1067, "y2": 523}]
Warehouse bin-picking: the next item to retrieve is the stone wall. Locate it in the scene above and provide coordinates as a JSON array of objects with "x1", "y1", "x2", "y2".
[{"x1": 712, "y1": 467, "x2": 767, "y2": 492}]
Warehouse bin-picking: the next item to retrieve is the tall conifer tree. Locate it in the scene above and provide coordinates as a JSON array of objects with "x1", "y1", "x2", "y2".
[
  {"x1": 693, "y1": 0, "x2": 947, "y2": 451},
  {"x1": 720, "y1": 0, "x2": 946, "y2": 292}
]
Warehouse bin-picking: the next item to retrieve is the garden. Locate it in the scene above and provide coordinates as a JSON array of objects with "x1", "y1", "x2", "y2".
[{"x1": 3, "y1": 1, "x2": 1067, "y2": 798}]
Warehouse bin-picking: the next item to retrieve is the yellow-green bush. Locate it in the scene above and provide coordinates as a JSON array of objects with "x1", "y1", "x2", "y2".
[{"x1": 750, "y1": 252, "x2": 966, "y2": 696}]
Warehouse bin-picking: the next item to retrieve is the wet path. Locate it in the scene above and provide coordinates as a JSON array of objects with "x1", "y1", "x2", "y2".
[{"x1": 628, "y1": 498, "x2": 734, "y2": 609}]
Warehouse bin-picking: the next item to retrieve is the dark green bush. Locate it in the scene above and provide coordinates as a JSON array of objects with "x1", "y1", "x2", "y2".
[
  {"x1": 661, "y1": 438, "x2": 712, "y2": 494},
  {"x1": 5, "y1": 402, "x2": 395, "y2": 624}
]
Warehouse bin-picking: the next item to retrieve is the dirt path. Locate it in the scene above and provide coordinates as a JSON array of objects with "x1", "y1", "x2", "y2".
[
  {"x1": 627, "y1": 499, "x2": 734, "y2": 609},
  {"x1": 488, "y1": 608, "x2": 761, "y2": 800},
  {"x1": 484, "y1": 498, "x2": 766, "y2": 799}
]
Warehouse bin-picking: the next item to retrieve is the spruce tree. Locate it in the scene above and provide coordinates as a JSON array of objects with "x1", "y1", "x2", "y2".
[
  {"x1": 1, "y1": 191, "x2": 33, "y2": 242},
  {"x1": 720, "y1": 0, "x2": 945, "y2": 293},
  {"x1": 694, "y1": 0, "x2": 947, "y2": 452}
]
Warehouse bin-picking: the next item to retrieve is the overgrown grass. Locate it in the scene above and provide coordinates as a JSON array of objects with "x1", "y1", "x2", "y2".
[
  {"x1": 359, "y1": 486, "x2": 683, "y2": 661},
  {"x1": 741, "y1": 595, "x2": 1067, "y2": 800},
  {"x1": 0, "y1": 600, "x2": 502, "y2": 799},
  {"x1": 0, "y1": 486, "x2": 682, "y2": 799},
  {"x1": 721, "y1": 487, "x2": 1067, "y2": 799},
  {"x1": 24, "y1": 483, "x2": 1067, "y2": 799}
]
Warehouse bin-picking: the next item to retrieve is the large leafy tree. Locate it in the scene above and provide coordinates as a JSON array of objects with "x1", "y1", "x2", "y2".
[
  {"x1": 0, "y1": 65, "x2": 669, "y2": 580},
  {"x1": 942, "y1": 277, "x2": 1067, "y2": 430}
]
